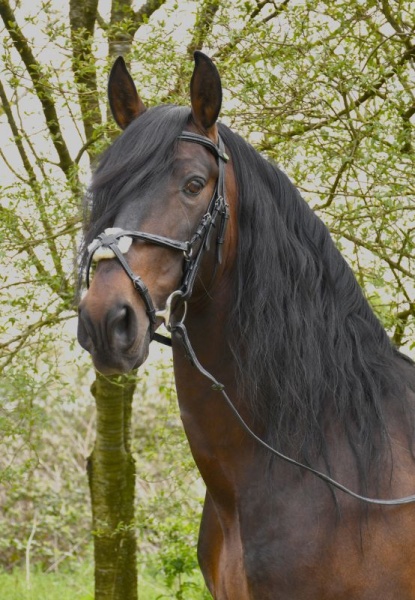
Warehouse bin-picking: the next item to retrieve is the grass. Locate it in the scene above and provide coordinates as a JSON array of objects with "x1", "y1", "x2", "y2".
[
  {"x1": 0, "y1": 563, "x2": 210, "y2": 599},
  {"x1": 0, "y1": 564, "x2": 93, "y2": 600}
]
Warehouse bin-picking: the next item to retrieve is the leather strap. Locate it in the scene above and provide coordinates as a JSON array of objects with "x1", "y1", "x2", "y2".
[
  {"x1": 177, "y1": 131, "x2": 229, "y2": 163},
  {"x1": 172, "y1": 321, "x2": 415, "y2": 507}
]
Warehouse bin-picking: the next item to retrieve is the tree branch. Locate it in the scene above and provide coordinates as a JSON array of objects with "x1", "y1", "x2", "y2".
[
  {"x1": 186, "y1": 0, "x2": 220, "y2": 56},
  {"x1": 331, "y1": 228, "x2": 413, "y2": 279},
  {"x1": 132, "y1": 0, "x2": 166, "y2": 28},
  {"x1": 0, "y1": 313, "x2": 73, "y2": 372},
  {"x1": 212, "y1": 0, "x2": 290, "y2": 61},
  {"x1": 282, "y1": 43, "x2": 415, "y2": 139},
  {"x1": 161, "y1": 0, "x2": 220, "y2": 102},
  {"x1": 69, "y1": 0, "x2": 102, "y2": 160},
  {"x1": 108, "y1": 0, "x2": 166, "y2": 58},
  {"x1": 0, "y1": 78, "x2": 69, "y2": 293},
  {"x1": 380, "y1": 0, "x2": 413, "y2": 50},
  {"x1": 392, "y1": 304, "x2": 415, "y2": 348},
  {"x1": 0, "y1": 207, "x2": 49, "y2": 283},
  {"x1": 0, "y1": 0, "x2": 77, "y2": 188}
]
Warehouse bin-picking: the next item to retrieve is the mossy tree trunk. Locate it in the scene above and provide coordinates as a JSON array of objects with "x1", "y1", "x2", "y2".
[{"x1": 88, "y1": 372, "x2": 138, "y2": 600}]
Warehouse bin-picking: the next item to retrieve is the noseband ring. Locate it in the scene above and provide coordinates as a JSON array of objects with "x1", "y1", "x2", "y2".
[{"x1": 85, "y1": 132, "x2": 229, "y2": 345}]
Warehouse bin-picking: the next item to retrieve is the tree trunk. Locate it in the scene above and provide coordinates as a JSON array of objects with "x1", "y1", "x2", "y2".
[{"x1": 87, "y1": 372, "x2": 138, "y2": 600}]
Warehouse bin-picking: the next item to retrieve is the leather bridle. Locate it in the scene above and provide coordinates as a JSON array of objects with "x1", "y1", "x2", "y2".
[
  {"x1": 85, "y1": 131, "x2": 229, "y2": 346},
  {"x1": 84, "y1": 130, "x2": 415, "y2": 506}
]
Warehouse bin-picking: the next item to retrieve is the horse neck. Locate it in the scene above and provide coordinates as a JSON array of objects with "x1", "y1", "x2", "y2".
[{"x1": 171, "y1": 272, "x2": 259, "y2": 498}]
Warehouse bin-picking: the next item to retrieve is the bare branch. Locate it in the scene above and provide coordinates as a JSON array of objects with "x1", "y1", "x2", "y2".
[{"x1": 282, "y1": 43, "x2": 415, "y2": 139}]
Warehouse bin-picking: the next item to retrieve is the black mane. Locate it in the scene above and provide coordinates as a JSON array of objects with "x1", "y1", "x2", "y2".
[{"x1": 218, "y1": 122, "x2": 415, "y2": 488}]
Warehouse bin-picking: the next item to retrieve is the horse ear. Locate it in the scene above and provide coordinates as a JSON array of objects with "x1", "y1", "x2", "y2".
[
  {"x1": 108, "y1": 56, "x2": 146, "y2": 130},
  {"x1": 190, "y1": 51, "x2": 222, "y2": 131}
]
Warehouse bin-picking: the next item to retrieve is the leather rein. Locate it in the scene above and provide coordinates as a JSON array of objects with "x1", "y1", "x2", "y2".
[{"x1": 85, "y1": 131, "x2": 415, "y2": 507}]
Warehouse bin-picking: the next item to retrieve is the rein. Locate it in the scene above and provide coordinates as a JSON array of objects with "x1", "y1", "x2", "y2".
[
  {"x1": 85, "y1": 131, "x2": 415, "y2": 507},
  {"x1": 172, "y1": 322, "x2": 415, "y2": 506}
]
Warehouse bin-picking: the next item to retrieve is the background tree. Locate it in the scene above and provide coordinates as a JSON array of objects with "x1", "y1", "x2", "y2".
[{"x1": 1, "y1": 0, "x2": 414, "y2": 598}]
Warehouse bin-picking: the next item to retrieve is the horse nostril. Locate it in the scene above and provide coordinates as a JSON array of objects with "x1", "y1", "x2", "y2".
[
  {"x1": 107, "y1": 303, "x2": 137, "y2": 349},
  {"x1": 77, "y1": 305, "x2": 96, "y2": 350},
  {"x1": 78, "y1": 301, "x2": 140, "y2": 356}
]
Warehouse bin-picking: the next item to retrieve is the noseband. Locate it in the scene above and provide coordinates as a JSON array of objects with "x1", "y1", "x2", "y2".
[{"x1": 85, "y1": 131, "x2": 229, "y2": 345}]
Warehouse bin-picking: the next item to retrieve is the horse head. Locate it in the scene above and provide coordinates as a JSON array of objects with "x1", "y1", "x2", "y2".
[{"x1": 77, "y1": 53, "x2": 232, "y2": 375}]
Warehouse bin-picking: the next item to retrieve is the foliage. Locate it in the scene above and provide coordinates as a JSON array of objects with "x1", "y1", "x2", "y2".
[
  {"x1": 0, "y1": 564, "x2": 94, "y2": 600},
  {"x1": 0, "y1": 348, "x2": 208, "y2": 594},
  {"x1": 133, "y1": 361, "x2": 209, "y2": 597}
]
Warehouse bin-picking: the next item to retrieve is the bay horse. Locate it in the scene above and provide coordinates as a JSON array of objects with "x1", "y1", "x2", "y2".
[{"x1": 78, "y1": 52, "x2": 415, "y2": 598}]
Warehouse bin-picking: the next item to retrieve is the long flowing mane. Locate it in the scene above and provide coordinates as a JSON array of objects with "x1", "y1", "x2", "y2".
[{"x1": 218, "y1": 122, "x2": 415, "y2": 489}]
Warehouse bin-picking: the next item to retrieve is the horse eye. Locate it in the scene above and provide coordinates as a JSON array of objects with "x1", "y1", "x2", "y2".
[{"x1": 183, "y1": 179, "x2": 204, "y2": 196}]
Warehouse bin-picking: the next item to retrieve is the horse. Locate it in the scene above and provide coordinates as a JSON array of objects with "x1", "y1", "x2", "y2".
[{"x1": 77, "y1": 52, "x2": 415, "y2": 599}]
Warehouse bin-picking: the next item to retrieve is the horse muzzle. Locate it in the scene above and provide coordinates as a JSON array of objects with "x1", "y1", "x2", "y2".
[{"x1": 77, "y1": 294, "x2": 151, "y2": 375}]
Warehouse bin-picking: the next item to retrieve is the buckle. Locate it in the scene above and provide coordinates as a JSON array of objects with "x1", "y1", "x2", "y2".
[{"x1": 155, "y1": 290, "x2": 187, "y2": 331}]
